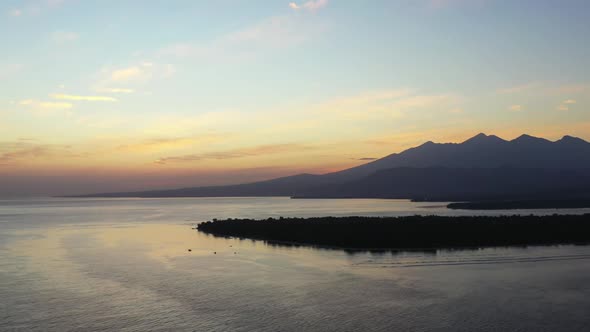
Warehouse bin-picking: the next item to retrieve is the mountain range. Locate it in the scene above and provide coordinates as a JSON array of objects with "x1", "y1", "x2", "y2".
[{"x1": 75, "y1": 133, "x2": 590, "y2": 201}]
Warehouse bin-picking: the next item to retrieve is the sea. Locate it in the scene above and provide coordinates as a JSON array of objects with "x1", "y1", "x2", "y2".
[{"x1": 1, "y1": 197, "x2": 589, "y2": 331}]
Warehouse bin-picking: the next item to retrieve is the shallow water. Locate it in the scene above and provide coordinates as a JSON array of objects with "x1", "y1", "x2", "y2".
[{"x1": 1, "y1": 197, "x2": 589, "y2": 331}]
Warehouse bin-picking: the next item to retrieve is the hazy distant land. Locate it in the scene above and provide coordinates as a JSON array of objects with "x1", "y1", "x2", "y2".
[
  {"x1": 197, "y1": 215, "x2": 590, "y2": 250},
  {"x1": 448, "y1": 200, "x2": 590, "y2": 210}
]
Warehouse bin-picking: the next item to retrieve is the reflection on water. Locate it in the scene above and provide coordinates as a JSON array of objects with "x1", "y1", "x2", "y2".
[{"x1": 1, "y1": 197, "x2": 590, "y2": 331}]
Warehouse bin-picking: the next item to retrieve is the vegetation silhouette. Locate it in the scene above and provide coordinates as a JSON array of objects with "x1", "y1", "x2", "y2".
[{"x1": 197, "y1": 215, "x2": 590, "y2": 250}]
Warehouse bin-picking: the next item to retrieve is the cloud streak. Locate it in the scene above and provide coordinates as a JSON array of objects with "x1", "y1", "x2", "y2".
[
  {"x1": 18, "y1": 99, "x2": 74, "y2": 116},
  {"x1": 0, "y1": 140, "x2": 80, "y2": 165},
  {"x1": 498, "y1": 82, "x2": 590, "y2": 95},
  {"x1": 497, "y1": 82, "x2": 544, "y2": 94},
  {"x1": 557, "y1": 105, "x2": 569, "y2": 111},
  {"x1": 51, "y1": 30, "x2": 78, "y2": 43},
  {"x1": 155, "y1": 143, "x2": 313, "y2": 164},
  {"x1": 7, "y1": 0, "x2": 67, "y2": 18},
  {"x1": 98, "y1": 88, "x2": 135, "y2": 94},
  {"x1": 428, "y1": 0, "x2": 486, "y2": 9},
  {"x1": 111, "y1": 66, "x2": 145, "y2": 81},
  {"x1": 551, "y1": 84, "x2": 590, "y2": 95},
  {"x1": 289, "y1": 0, "x2": 329, "y2": 12},
  {"x1": 159, "y1": 11, "x2": 327, "y2": 62},
  {"x1": 116, "y1": 135, "x2": 226, "y2": 153},
  {"x1": 0, "y1": 63, "x2": 23, "y2": 79},
  {"x1": 50, "y1": 94, "x2": 117, "y2": 102},
  {"x1": 316, "y1": 89, "x2": 462, "y2": 120},
  {"x1": 8, "y1": 9, "x2": 22, "y2": 17},
  {"x1": 556, "y1": 100, "x2": 576, "y2": 111},
  {"x1": 96, "y1": 62, "x2": 175, "y2": 89},
  {"x1": 20, "y1": 100, "x2": 73, "y2": 109}
]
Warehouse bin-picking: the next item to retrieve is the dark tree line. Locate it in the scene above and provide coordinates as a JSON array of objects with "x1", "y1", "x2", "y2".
[{"x1": 197, "y1": 215, "x2": 590, "y2": 249}]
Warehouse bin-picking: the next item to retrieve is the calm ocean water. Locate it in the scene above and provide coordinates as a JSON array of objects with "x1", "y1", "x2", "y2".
[{"x1": 1, "y1": 197, "x2": 589, "y2": 331}]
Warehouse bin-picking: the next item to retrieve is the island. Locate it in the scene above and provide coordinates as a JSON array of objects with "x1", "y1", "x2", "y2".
[{"x1": 197, "y1": 215, "x2": 590, "y2": 250}]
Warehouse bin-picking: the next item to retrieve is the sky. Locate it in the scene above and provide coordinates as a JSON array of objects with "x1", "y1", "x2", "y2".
[{"x1": 1, "y1": 0, "x2": 589, "y2": 196}]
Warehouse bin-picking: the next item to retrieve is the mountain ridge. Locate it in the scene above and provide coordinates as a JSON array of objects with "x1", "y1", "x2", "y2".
[{"x1": 70, "y1": 133, "x2": 590, "y2": 199}]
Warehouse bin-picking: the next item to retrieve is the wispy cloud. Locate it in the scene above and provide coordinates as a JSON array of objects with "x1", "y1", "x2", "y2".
[
  {"x1": 99, "y1": 62, "x2": 175, "y2": 86},
  {"x1": 46, "y1": 0, "x2": 66, "y2": 7},
  {"x1": 51, "y1": 30, "x2": 79, "y2": 43},
  {"x1": 340, "y1": 90, "x2": 414, "y2": 105},
  {"x1": 557, "y1": 104, "x2": 569, "y2": 111},
  {"x1": 7, "y1": 0, "x2": 66, "y2": 17},
  {"x1": 428, "y1": 0, "x2": 486, "y2": 9},
  {"x1": 551, "y1": 84, "x2": 590, "y2": 95},
  {"x1": 117, "y1": 135, "x2": 225, "y2": 154},
  {"x1": 155, "y1": 143, "x2": 313, "y2": 164},
  {"x1": 18, "y1": 99, "x2": 73, "y2": 116},
  {"x1": 97, "y1": 88, "x2": 135, "y2": 94},
  {"x1": 0, "y1": 142, "x2": 51, "y2": 164},
  {"x1": 317, "y1": 89, "x2": 462, "y2": 120},
  {"x1": 50, "y1": 94, "x2": 117, "y2": 102},
  {"x1": 0, "y1": 140, "x2": 79, "y2": 165},
  {"x1": 159, "y1": 12, "x2": 326, "y2": 62},
  {"x1": 499, "y1": 82, "x2": 590, "y2": 95},
  {"x1": 391, "y1": 94, "x2": 459, "y2": 109},
  {"x1": 0, "y1": 63, "x2": 23, "y2": 79},
  {"x1": 289, "y1": 0, "x2": 329, "y2": 12},
  {"x1": 8, "y1": 9, "x2": 22, "y2": 17},
  {"x1": 20, "y1": 100, "x2": 73, "y2": 109},
  {"x1": 497, "y1": 82, "x2": 545, "y2": 94},
  {"x1": 556, "y1": 100, "x2": 576, "y2": 111},
  {"x1": 111, "y1": 66, "x2": 145, "y2": 82}
]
